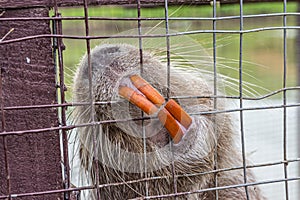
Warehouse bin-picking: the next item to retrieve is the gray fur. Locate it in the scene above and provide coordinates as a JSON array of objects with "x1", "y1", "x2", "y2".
[{"x1": 72, "y1": 44, "x2": 266, "y2": 199}]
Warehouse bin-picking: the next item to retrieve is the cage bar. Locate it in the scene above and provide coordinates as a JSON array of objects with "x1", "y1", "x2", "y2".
[
  {"x1": 1, "y1": 0, "x2": 300, "y2": 9},
  {"x1": 0, "y1": 0, "x2": 299, "y2": 199}
]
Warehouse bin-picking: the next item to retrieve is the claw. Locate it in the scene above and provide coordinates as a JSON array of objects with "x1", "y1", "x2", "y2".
[{"x1": 119, "y1": 75, "x2": 192, "y2": 144}]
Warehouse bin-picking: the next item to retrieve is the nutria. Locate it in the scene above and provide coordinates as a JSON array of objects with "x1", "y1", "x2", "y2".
[{"x1": 72, "y1": 43, "x2": 266, "y2": 199}]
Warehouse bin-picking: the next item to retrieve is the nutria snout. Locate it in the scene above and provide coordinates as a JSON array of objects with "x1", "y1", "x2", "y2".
[{"x1": 72, "y1": 43, "x2": 266, "y2": 199}]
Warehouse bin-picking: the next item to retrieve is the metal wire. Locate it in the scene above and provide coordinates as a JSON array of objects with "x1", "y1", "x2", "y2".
[
  {"x1": 0, "y1": 154, "x2": 299, "y2": 198},
  {"x1": 282, "y1": 1, "x2": 289, "y2": 200},
  {"x1": 238, "y1": 0, "x2": 250, "y2": 199},
  {"x1": 136, "y1": 0, "x2": 150, "y2": 197},
  {"x1": 52, "y1": 1, "x2": 71, "y2": 199},
  {"x1": 212, "y1": 1, "x2": 219, "y2": 199},
  {"x1": 82, "y1": 0, "x2": 102, "y2": 199},
  {"x1": 0, "y1": 1, "x2": 299, "y2": 200},
  {"x1": 1, "y1": 25, "x2": 300, "y2": 45},
  {"x1": 162, "y1": 0, "x2": 179, "y2": 198},
  {"x1": 2, "y1": 12, "x2": 300, "y2": 22}
]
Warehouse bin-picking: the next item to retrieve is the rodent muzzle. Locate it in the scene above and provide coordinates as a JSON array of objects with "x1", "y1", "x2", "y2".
[{"x1": 119, "y1": 74, "x2": 192, "y2": 144}]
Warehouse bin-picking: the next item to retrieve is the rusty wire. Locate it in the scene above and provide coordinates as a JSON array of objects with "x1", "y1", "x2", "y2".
[{"x1": 0, "y1": 1, "x2": 299, "y2": 200}]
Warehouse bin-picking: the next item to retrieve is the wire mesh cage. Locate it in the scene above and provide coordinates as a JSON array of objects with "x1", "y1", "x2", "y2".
[{"x1": 0, "y1": 0, "x2": 300, "y2": 200}]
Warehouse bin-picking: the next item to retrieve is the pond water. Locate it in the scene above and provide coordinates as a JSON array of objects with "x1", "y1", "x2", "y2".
[{"x1": 230, "y1": 96, "x2": 299, "y2": 199}]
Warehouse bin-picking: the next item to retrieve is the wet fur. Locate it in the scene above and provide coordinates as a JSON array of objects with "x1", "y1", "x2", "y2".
[{"x1": 72, "y1": 44, "x2": 266, "y2": 199}]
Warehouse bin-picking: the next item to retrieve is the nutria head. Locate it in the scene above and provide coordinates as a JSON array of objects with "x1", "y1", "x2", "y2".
[{"x1": 72, "y1": 43, "x2": 265, "y2": 199}]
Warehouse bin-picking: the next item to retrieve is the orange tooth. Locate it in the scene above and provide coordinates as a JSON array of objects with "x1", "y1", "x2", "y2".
[
  {"x1": 164, "y1": 99, "x2": 192, "y2": 130},
  {"x1": 119, "y1": 86, "x2": 158, "y2": 115},
  {"x1": 158, "y1": 108, "x2": 184, "y2": 144},
  {"x1": 130, "y1": 75, "x2": 165, "y2": 106}
]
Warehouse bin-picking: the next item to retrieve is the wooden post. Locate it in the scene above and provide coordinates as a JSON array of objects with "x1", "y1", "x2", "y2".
[{"x1": 0, "y1": 8, "x2": 63, "y2": 199}]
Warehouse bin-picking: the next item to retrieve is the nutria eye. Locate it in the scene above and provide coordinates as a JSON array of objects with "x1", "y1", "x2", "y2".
[{"x1": 100, "y1": 46, "x2": 120, "y2": 54}]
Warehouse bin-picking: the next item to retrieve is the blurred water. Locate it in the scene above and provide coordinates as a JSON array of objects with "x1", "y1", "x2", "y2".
[{"x1": 237, "y1": 96, "x2": 299, "y2": 199}]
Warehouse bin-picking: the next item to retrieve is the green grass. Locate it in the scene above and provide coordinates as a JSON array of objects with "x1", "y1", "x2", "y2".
[
  {"x1": 51, "y1": 2, "x2": 297, "y2": 17},
  {"x1": 52, "y1": 2, "x2": 298, "y2": 100}
]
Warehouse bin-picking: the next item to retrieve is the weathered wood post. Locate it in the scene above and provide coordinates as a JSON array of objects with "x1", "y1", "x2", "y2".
[{"x1": 0, "y1": 7, "x2": 63, "y2": 200}]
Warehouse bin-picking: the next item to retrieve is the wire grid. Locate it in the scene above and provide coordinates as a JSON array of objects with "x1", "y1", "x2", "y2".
[{"x1": 0, "y1": 0, "x2": 300, "y2": 200}]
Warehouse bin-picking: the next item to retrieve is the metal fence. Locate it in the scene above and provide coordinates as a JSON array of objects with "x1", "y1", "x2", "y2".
[{"x1": 0, "y1": 0, "x2": 299, "y2": 199}]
